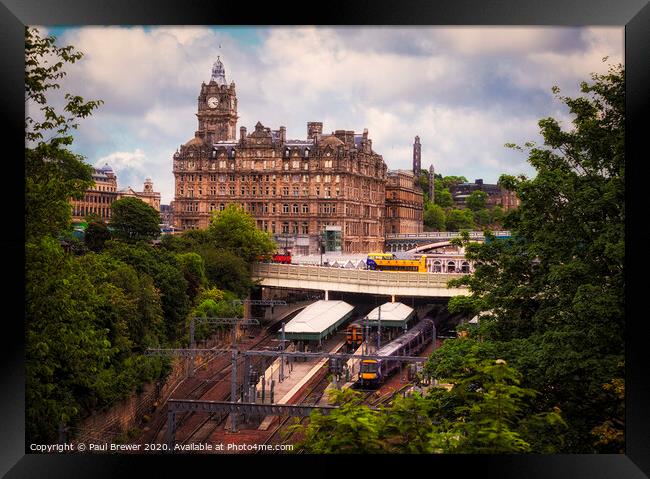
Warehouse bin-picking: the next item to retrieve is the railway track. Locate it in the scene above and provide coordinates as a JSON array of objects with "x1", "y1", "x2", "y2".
[
  {"x1": 140, "y1": 325, "x2": 280, "y2": 445},
  {"x1": 258, "y1": 365, "x2": 331, "y2": 451}
]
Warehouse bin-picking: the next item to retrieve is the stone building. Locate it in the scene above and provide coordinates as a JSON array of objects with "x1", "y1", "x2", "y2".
[
  {"x1": 450, "y1": 179, "x2": 519, "y2": 211},
  {"x1": 117, "y1": 177, "x2": 161, "y2": 212},
  {"x1": 385, "y1": 169, "x2": 423, "y2": 234},
  {"x1": 71, "y1": 164, "x2": 118, "y2": 221},
  {"x1": 71, "y1": 165, "x2": 161, "y2": 222},
  {"x1": 172, "y1": 57, "x2": 387, "y2": 254}
]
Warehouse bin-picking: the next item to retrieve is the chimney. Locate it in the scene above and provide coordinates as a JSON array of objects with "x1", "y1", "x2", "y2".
[
  {"x1": 307, "y1": 122, "x2": 323, "y2": 140},
  {"x1": 240, "y1": 126, "x2": 247, "y2": 141},
  {"x1": 279, "y1": 126, "x2": 286, "y2": 142}
]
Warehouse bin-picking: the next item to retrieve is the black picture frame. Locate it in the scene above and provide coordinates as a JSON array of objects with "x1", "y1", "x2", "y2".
[{"x1": 3, "y1": 0, "x2": 648, "y2": 477}]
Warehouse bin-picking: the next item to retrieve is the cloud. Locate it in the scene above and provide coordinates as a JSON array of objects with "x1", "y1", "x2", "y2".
[{"x1": 48, "y1": 26, "x2": 623, "y2": 204}]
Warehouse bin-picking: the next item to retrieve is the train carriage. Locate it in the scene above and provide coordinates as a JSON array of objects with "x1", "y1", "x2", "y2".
[{"x1": 358, "y1": 317, "x2": 434, "y2": 388}]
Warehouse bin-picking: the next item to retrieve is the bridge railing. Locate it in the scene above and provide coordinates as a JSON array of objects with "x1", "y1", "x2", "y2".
[
  {"x1": 252, "y1": 263, "x2": 466, "y2": 288},
  {"x1": 385, "y1": 230, "x2": 511, "y2": 240}
]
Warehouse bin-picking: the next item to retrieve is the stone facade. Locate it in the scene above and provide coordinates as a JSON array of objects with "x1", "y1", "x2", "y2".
[
  {"x1": 117, "y1": 177, "x2": 161, "y2": 212},
  {"x1": 385, "y1": 169, "x2": 424, "y2": 234},
  {"x1": 172, "y1": 58, "x2": 387, "y2": 254},
  {"x1": 71, "y1": 164, "x2": 118, "y2": 221},
  {"x1": 71, "y1": 165, "x2": 162, "y2": 222},
  {"x1": 450, "y1": 179, "x2": 520, "y2": 211}
]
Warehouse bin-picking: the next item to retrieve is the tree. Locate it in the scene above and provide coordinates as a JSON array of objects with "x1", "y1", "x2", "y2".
[
  {"x1": 84, "y1": 220, "x2": 112, "y2": 252},
  {"x1": 472, "y1": 208, "x2": 491, "y2": 228},
  {"x1": 441, "y1": 176, "x2": 468, "y2": 189},
  {"x1": 290, "y1": 388, "x2": 386, "y2": 453},
  {"x1": 423, "y1": 203, "x2": 446, "y2": 230},
  {"x1": 447, "y1": 63, "x2": 624, "y2": 452},
  {"x1": 207, "y1": 204, "x2": 276, "y2": 264},
  {"x1": 489, "y1": 205, "x2": 505, "y2": 226},
  {"x1": 177, "y1": 252, "x2": 208, "y2": 302},
  {"x1": 25, "y1": 27, "x2": 104, "y2": 242},
  {"x1": 466, "y1": 190, "x2": 488, "y2": 211},
  {"x1": 110, "y1": 197, "x2": 161, "y2": 243},
  {"x1": 445, "y1": 209, "x2": 474, "y2": 230},
  {"x1": 434, "y1": 187, "x2": 454, "y2": 208}
]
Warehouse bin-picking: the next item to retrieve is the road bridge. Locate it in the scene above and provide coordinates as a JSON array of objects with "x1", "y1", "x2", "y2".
[{"x1": 252, "y1": 263, "x2": 469, "y2": 299}]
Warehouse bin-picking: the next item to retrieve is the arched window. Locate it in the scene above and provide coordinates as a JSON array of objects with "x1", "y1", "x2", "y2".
[
  {"x1": 447, "y1": 261, "x2": 456, "y2": 273},
  {"x1": 461, "y1": 261, "x2": 470, "y2": 273},
  {"x1": 433, "y1": 261, "x2": 442, "y2": 273}
]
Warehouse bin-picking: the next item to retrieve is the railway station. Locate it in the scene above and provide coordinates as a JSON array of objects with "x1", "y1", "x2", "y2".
[
  {"x1": 280, "y1": 300, "x2": 355, "y2": 346},
  {"x1": 365, "y1": 301, "x2": 416, "y2": 329}
]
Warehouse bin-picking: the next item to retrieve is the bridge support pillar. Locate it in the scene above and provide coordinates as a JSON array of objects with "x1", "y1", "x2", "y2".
[
  {"x1": 391, "y1": 294, "x2": 396, "y2": 303},
  {"x1": 324, "y1": 290, "x2": 329, "y2": 300}
]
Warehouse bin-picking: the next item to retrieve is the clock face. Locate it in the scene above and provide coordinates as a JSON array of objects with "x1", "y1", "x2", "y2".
[{"x1": 207, "y1": 96, "x2": 219, "y2": 109}]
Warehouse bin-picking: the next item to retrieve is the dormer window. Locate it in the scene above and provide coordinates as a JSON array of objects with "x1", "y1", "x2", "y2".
[
  {"x1": 304, "y1": 148, "x2": 310, "y2": 158},
  {"x1": 284, "y1": 148, "x2": 290, "y2": 159},
  {"x1": 230, "y1": 149, "x2": 236, "y2": 159}
]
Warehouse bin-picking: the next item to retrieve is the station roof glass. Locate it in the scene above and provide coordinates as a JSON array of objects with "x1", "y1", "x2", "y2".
[
  {"x1": 281, "y1": 300, "x2": 354, "y2": 341},
  {"x1": 365, "y1": 302, "x2": 415, "y2": 328}
]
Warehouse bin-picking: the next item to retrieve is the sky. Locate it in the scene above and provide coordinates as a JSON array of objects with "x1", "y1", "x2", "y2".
[{"x1": 29, "y1": 26, "x2": 623, "y2": 204}]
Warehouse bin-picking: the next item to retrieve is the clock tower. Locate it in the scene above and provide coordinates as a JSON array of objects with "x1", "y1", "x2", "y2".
[{"x1": 196, "y1": 56, "x2": 238, "y2": 143}]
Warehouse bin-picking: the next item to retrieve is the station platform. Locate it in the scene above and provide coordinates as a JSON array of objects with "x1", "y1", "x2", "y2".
[{"x1": 256, "y1": 335, "x2": 346, "y2": 430}]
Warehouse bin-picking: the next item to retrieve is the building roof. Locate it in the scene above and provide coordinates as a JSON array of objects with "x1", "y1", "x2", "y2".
[
  {"x1": 184, "y1": 137, "x2": 204, "y2": 147},
  {"x1": 282, "y1": 300, "x2": 354, "y2": 341},
  {"x1": 365, "y1": 302, "x2": 415, "y2": 328},
  {"x1": 319, "y1": 135, "x2": 344, "y2": 147}
]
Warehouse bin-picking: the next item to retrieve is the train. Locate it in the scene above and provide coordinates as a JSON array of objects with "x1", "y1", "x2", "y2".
[
  {"x1": 358, "y1": 317, "x2": 435, "y2": 388},
  {"x1": 366, "y1": 254, "x2": 428, "y2": 273},
  {"x1": 345, "y1": 321, "x2": 364, "y2": 352}
]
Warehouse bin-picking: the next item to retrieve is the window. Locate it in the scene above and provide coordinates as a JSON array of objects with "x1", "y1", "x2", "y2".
[
  {"x1": 293, "y1": 187, "x2": 299, "y2": 196},
  {"x1": 301, "y1": 222, "x2": 309, "y2": 234},
  {"x1": 282, "y1": 186, "x2": 289, "y2": 196},
  {"x1": 292, "y1": 204, "x2": 299, "y2": 214},
  {"x1": 302, "y1": 204, "x2": 309, "y2": 214},
  {"x1": 283, "y1": 204, "x2": 289, "y2": 213}
]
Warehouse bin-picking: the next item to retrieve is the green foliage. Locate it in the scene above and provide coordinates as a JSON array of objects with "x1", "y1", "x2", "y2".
[
  {"x1": 110, "y1": 197, "x2": 161, "y2": 243},
  {"x1": 25, "y1": 238, "x2": 168, "y2": 443},
  {"x1": 472, "y1": 208, "x2": 491, "y2": 227},
  {"x1": 24, "y1": 28, "x2": 179, "y2": 445},
  {"x1": 291, "y1": 389, "x2": 386, "y2": 453},
  {"x1": 434, "y1": 187, "x2": 454, "y2": 208},
  {"x1": 189, "y1": 288, "x2": 242, "y2": 341},
  {"x1": 446, "y1": 63, "x2": 625, "y2": 452},
  {"x1": 161, "y1": 205, "x2": 275, "y2": 296},
  {"x1": 177, "y1": 252, "x2": 208, "y2": 301},
  {"x1": 207, "y1": 204, "x2": 276, "y2": 264},
  {"x1": 466, "y1": 190, "x2": 488, "y2": 211},
  {"x1": 25, "y1": 27, "x2": 104, "y2": 146},
  {"x1": 440, "y1": 176, "x2": 468, "y2": 189},
  {"x1": 445, "y1": 209, "x2": 475, "y2": 231},
  {"x1": 423, "y1": 203, "x2": 446, "y2": 230},
  {"x1": 85, "y1": 220, "x2": 112, "y2": 252},
  {"x1": 104, "y1": 241, "x2": 190, "y2": 342}
]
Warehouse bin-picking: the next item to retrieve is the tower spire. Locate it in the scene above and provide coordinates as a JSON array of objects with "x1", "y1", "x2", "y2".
[
  {"x1": 211, "y1": 56, "x2": 227, "y2": 86},
  {"x1": 413, "y1": 135, "x2": 421, "y2": 175}
]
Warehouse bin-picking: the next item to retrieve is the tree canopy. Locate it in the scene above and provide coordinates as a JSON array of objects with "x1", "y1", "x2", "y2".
[
  {"x1": 446, "y1": 62, "x2": 625, "y2": 452},
  {"x1": 110, "y1": 197, "x2": 161, "y2": 243}
]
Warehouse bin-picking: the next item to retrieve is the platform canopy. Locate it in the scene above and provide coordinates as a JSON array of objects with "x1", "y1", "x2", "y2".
[
  {"x1": 281, "y1": 300, "x2": 354, "y2": 342},
  {"x1": 365, "y1": 302, "x2": 415, "y2": 328}
]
